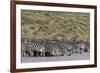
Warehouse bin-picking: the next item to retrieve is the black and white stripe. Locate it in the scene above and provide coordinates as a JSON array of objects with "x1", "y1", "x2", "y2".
[{"x1": 21, "y1": 38, "x2": 90, "y2": 57}]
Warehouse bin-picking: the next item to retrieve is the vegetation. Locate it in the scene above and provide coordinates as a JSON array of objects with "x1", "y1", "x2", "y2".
[{"x1": 21, "y1": 10, "x2": 90, "y2": 41}]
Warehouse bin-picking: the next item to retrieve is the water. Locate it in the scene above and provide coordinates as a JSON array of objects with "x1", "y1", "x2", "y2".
[{"x1": 21, "y1": 52, "x2": 90, "y2": 63}]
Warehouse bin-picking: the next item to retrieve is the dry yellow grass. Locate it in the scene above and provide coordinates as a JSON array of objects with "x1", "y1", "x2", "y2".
[{"x1": 21, "y1": 10, "x2": 90, "y2": 41}]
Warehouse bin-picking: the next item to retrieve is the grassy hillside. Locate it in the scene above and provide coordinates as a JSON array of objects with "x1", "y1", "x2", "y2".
[{"x1": 21, "y1": 10, "x2": 90, "y2": 41}]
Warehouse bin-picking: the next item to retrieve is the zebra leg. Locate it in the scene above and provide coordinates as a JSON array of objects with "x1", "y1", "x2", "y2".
[
  {"x1": 84, "y1": 48, "x2": 88, "y2": 52},
  {"x1": 45, "y1": 51, "x2": 51, "y2": 57},
  {"x1": 67, "y1": 49, "x2": 72, "y2": 56},
  {"x1": 33, "y1": 50, "x2": 37, "y2": 57},
  {"x1": 39, "y1": 51, "x2": 42, "y2": 57},
  {"x1": 41, "y1": 51, "x2": 45, "y2": 57},
  {"x1": 79, "y1": 48, "x2": 83, "y2": 54},
  {"x1": 35, "y1": 51, "x2": 38, "y2": 57},
  {"x1": 24, "y1": 51, "x2": 29, "y2": 57}
]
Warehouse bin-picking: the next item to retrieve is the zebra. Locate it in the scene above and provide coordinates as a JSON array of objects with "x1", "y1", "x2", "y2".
[
  {"x1": 42, "y1": 40, "x2": 57, "y2": 56},
  {"x1": 43, "y1": 39, "x2": 64, "y2": 56},
  {"x1": 84, "y1": 41, "x2": 90, "y2": 52},
  {"x1": 56, "y1": 40, "x2": 74, "y2": 56},
  {"x1": 44, "y1": 39, "x2": 74, "y2": 56},
  {"x1": 76, "y1": 40, "x2": 89, "y2": 54},
  {"x1": 21, "y1": 38, "x2": 34, "y2": 57},
  {"x1": 21, "y1": 38, "x2": 45, "y2": 57},
  {"x1": 28, "y1": 39, "x2": 62, "y2": 57},
  {"x1": 21, "y1": 38, "x2": 90, "y2": 57},
  {"x1": 28, "y1": 39, "x2": 46, "y2": 57}
]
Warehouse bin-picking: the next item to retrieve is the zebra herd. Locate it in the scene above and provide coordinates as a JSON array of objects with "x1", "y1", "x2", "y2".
[{"x1": 21, "y1": 38, "x2": 90, "y2": 57}]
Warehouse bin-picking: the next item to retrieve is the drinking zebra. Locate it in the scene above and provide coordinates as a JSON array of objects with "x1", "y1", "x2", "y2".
[
  {"x1": 21, "y1": 38, "x2": 45, "y2": 57},
  {"x1": 21, "y1": 38, "x2": 90, "y2": 57},
  {"x1": 56, "y1": 40, "x2": 74, "y2": 56},
  {"x1": 21, "y1": 38, "x2": 34, "y2": 57},
  {"x1": 76, "y1": 40, "x2": 89, "y2": 54},
  {"x1": 44, "y1": 40, "x2": 64, "y2": 56}
]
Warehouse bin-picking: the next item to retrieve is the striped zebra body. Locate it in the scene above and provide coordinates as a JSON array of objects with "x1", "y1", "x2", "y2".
[
  {"x1": 76, "y1": 40, "x2": 88, "y2": 54},
  {"x1": 21, "y1": 38, "x2": 90, "y2": 57},
  {"x1": 28, "y1": 39, "x2": 46, "y2": 57},
  {"x1": 43, "y1": 40, "x2": 64, "y2": 56},
  {"x1": 58, "y1": 40, "x2": 74, "y2": 56},
  {"x1": 21, "y1": 38, "x2": 34, "y2": 57}
]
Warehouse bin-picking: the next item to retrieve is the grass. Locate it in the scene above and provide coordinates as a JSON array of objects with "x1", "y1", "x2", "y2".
[{"x1": 21, "y1": 10, "x2": 90, "y2": 41}]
